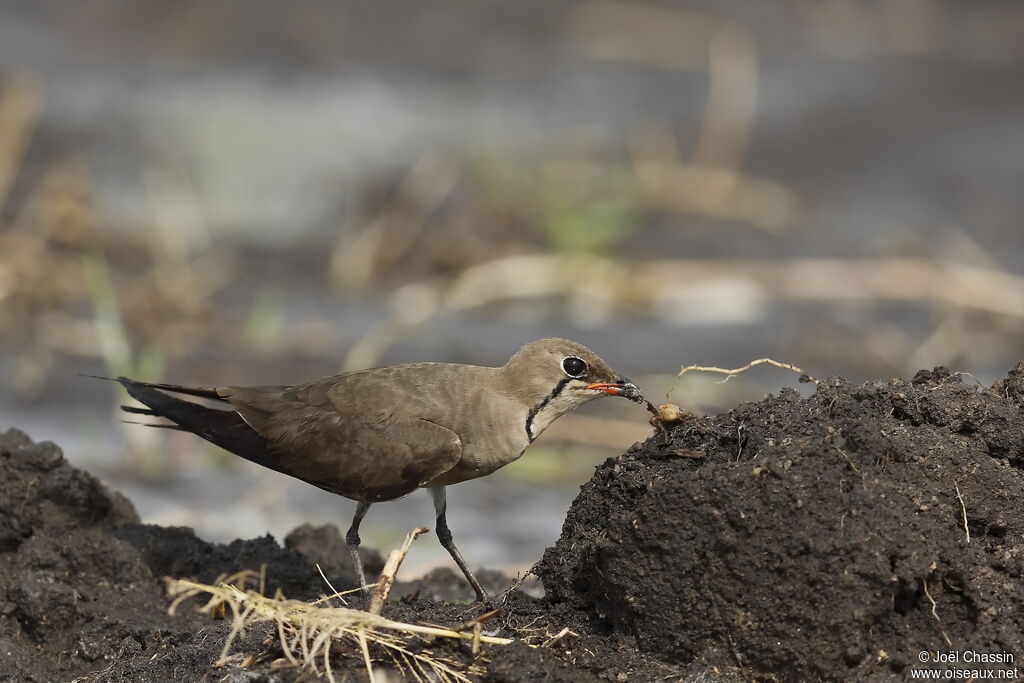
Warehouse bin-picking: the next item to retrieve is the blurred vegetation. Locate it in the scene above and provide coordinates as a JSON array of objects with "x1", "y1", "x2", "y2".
[{"x1": 3, "y1": 1, "x2": 1024, "y2": 490}]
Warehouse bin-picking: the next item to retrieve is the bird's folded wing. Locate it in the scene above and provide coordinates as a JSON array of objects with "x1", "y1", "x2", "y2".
[{"x1": 260, "y1": 407, "x2": 463, "y2": 502}]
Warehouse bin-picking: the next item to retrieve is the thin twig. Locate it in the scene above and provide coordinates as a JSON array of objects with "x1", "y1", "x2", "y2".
[
  {"x1": 471, "y1": 623, "x2": 482, "y2": 656},
  {"x1": 927, "y1": 371, "x2": 985, "y2": 390},
  {"x1": 727, "y1": 632, "x2": 744, "y2": 667},
  {"x1": 922, "y1": 578, "x2": 953, "y2": 648},
  {"x1": 452, "y1": 608, "x2": 501, "y2": 633},
  {"x1": 954, "y1": 480, "x2": 970, "y2": 544},
  {"x1": 462, "y1": 564, "x2": 537, "y2": 618},
  {"x1": 358, "y1": 628, "x2": 377, "y2": 683},
  {"x1": 311, "y1": 583, "x2": 376, "y2": 607},
  {"x1": 679, "y1": 358, "x2": 819, "y2": 385},
  {"x1": 360, "y1": 527, "x2": 430, "y2": 682},
  {"x1": 315, "y1": 563, "x2": 348, "y2": 607},
  {"x1": 541, "y1": 627, "x2": 576, "y2": 648},
  {"x1": 368, "y1": 526, "x2": 430, "y2": 616},
  {"x1": 832, "y1": 444, "x2": 860, "y2": 474}
]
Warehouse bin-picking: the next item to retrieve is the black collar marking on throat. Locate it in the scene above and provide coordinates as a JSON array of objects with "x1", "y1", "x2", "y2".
[{"x1": 525, "y1": 377, "x2": 572, "y2": 442}]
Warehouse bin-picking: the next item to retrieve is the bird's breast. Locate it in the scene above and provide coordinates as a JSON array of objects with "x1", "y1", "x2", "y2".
[{"x1": 431, "y1": 393, "x2": 531, "y2": 485}]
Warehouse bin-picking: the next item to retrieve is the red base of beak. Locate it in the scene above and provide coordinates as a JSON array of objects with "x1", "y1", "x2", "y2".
[{"x1": 585, "y1": 382, "x2": 624, "y2": 396}]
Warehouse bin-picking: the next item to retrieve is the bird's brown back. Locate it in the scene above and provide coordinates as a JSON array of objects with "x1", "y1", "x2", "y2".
[{"x1": 218, "y1": 362, "x2": 531, "y2": 498}]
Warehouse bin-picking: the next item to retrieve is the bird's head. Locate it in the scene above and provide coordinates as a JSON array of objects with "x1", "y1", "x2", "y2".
[{"x1": 501, "y1": 338, "x2": 641, "y2": 440}]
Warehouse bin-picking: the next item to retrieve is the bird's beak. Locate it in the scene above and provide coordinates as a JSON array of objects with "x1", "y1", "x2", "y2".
[{"x1": 585, "y1": 377, "x2": 640, "y2": 398}]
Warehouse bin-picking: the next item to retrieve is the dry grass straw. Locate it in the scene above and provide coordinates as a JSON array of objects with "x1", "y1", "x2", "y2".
[
  {"x1": 569, "y1": 2, "x2": 797, "y2": 230},
  {"x1": 166, "y1": 530, "x2": 512, "y2": 683},
  {"x1": 442, "y1": 255, "x2": 1024, "y2": 319},
  {"x1": 0, "y1": 73, "x2": 41, "y2": 213},
  {"x1": 679, "y1": 358, "x2": 819, "y2": 385},
  {"x1": 953, "y1": 479, "x2": 970, "y2": 544},
  {"x1": 923, "y1": 562, "x2": 953, "y2": 649},
  {"x1": 367, "y1": 526, "x2": 428, "y2": 617}
]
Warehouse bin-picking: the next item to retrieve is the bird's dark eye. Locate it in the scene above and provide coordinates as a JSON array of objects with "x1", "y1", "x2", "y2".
[{"x1": 562, "y1": 356, "x2": 588, "y2": 378}]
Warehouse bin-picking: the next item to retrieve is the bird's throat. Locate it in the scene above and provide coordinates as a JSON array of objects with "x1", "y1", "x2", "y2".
[{"x1": 525, "y1": 378, "x2": 591, "y2": 442}]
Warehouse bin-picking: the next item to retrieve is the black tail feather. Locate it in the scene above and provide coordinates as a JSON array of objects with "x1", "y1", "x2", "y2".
[
  {"x1": 117, "y1": 377, "x2": 225, "y2": 402},
  {"x1": 81, "y1": 373, "x2": 225, "y2": 402},
  {"x1": 119, "y1": 419, "x2": 185, "y2": 430},
  {"x1": 121, "y1": 405, "x2": 157, "y2": 415},
  {"x1": 114, "y1": 377, "x2": 288, "y2": 477}
]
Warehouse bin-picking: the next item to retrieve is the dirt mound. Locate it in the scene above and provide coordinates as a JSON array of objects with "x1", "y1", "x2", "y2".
[
  {"x1": 0, "y1": 428, "x2": 378, "y2": 682},
  {"x1": 539, "y1": 365, "x2": 1024, "y2": 680}
]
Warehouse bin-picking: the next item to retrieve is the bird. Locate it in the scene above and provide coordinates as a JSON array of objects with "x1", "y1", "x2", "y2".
[{"x1": 104, "y1": 338, "x2": 642, "y2": 601}]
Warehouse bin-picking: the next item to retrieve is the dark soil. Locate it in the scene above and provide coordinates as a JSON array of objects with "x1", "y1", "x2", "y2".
[
  {"x1": 541, "y1": 364, "x2": 1024, "y2": 680},
  {"x1": 2, "y1": 364, "x2": 1023, "y2": 682},
  {"x1": 0, "y1": 428, "x2": 676, "y2": 682}
]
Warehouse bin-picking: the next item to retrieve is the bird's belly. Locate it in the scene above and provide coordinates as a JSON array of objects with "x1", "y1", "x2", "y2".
[
  {"x1": 428, "y1": 435, "x2": 528, "y2": 486},
  {"x1": 426, "y1": 457, "x2": 514, "y2": 486}
]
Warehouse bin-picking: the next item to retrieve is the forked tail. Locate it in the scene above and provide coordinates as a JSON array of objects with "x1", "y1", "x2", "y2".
[{"x1": 108, "y1": 377, "x2": 289, "y2": 477}]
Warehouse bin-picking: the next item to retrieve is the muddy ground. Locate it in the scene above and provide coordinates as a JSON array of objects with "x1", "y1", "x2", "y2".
[{"x1": 2, "y1": 365, "x2": 1023, "y2": 681}]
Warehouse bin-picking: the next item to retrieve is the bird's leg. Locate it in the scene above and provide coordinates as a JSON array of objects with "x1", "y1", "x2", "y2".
[
  {"x1": 345, "y1": 501, "x2": 372, "y2": 593},
  {"x1": 430, "y1": 486, "x2": 488, "y2": 602}
]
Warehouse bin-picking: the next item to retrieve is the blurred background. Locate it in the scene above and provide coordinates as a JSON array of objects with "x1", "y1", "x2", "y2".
[{"x1": 3, "y1": 0, "x2": 1024, "y2": 578}]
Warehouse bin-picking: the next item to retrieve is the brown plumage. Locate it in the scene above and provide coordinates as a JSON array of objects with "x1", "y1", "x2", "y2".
[{"x1": 111, "y1": 338, "x2": 640, "y2": 600}]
